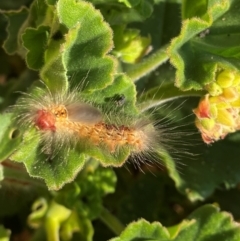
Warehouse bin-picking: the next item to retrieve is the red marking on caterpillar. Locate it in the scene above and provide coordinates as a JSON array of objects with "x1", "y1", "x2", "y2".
[{"x1": 35, "y1": 110, "x2": 56, "y2": 131}]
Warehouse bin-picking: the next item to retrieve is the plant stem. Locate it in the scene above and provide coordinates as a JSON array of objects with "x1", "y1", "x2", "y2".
[
  {"x1": 138, "y1": 82, "x2": 205, "y2": 111},
  {"x1": 99, "y1": 207, "x2": 125, "y2": 236},
  {"x1": 126, "y1": 44, "x2": 169, "y2": 82}
]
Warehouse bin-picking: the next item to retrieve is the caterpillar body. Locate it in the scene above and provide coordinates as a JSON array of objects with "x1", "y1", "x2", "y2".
[{"x1": 16, "y1": 84, "x2": 162, "y2": 167}]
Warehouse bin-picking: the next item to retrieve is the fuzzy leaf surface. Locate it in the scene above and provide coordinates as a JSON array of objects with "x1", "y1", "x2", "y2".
[
  {"x1": 10, "y1": 128, "x2": 85, "y2": 190},
  {"x1": 54, "y1": 0, "x2": 115, "y2": 92},
  {"x1": 173, "y1": 205, "x2": 240, "y2": 241}
]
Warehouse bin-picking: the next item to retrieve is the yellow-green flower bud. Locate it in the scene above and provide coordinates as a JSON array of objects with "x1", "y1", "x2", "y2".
[
  {"x1": 222, "y1": 87, "x2": 238, "y2": 101},
  {"x1": 231, "y1": 98, "x2": 240, "y2": 108},
  {"x1": 215, "y1": 101, "x2": 231, "y2": 110},
  {"x1": 194, "y1": 69, "x2": 240, "y2": 144},
  {"x1": 232, "y1": 74, "x2": 240, "y2": 87},
  {"x1": 209, "y1": 105, "x2": 218, "y2": 118},
  {"x1": 205, "y1": 82, "x2": 222, "y2": 96},
  {"x1": 199, "y1": 118, "x2": 215, "y2": 131},
  {"x1": 216, "y1": 109, "x2": 235, "y2": 127},
  {"x1": 216, "y1": 70, "x2": 235, "y2": 88}
]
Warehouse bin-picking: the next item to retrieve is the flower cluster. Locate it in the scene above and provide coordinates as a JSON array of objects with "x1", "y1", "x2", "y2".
[{"x1": 194, "y1": 70, "x2": 240, "y2": 144}]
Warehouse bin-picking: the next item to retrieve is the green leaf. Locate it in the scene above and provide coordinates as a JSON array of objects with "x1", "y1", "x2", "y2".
[
  {"x1": 75, "y1": 167, "x2": 117, "y2": 219},
  {"x1": 40, "y1": 38, "x2": 68, "y2": 92},
  {"x1": 22, "y1": 26, "x2": 50, "y2": 70},
  {"x1": 27, "y1": 0, "x2": 53, "y2": 27},
  {"x1": 169, "y1": 0, "x2": 240, "y2": 90},
  {"x1": 182, "y1": 0, "x2": 208, "y2": 19},
  {"x1": 46, "y1": 0, "x2": 57, "y2": 6},
  {"x1": 0, "y1": 113, "x2": 22, "y2": 161},
  {"x1": 93, "y1": 73, "x2": 138, "y2": 115},
  {"x1": 176, "y1": 134, "x2": 240, "y2": 201},
  {"x1": 10, "y1": 128, "x2": 86, "y2": 190},
  {"x1": 112, "y1": 25, "x2": 151, "y2": 64},
  {"x1": 28, "y1": 198, "x2": 48, "y2": 228},
  {"x1": 136, "y1": 0, "x2": 154, "y2": 18},
  {"x1": 0, "y1": 0, "x2": 31, "y2": 11},
  {"x1": 117, "y1": 171, "x2": 183, "y2": 226},
  {"x1": 0, "y1": 70, "x2": 38, "y2": 111},
  {"x1": 88, "y1": 0, "x2": 154, "y2": 24},
  {"x1": 173, "y1": 204, "x2": 240, "y2": 241},
  {"x1": 1, "y1": 7, "x2": 29, "y2": 55},
  {"x1": 118, "y1": 0, "x2": 141, "y2": 8},
  {"x1": 55, "y1": 0, "x2": 115, "y2": 92},
  {"x1": 110, "y1": 219, "x2": 170, "y2": 241},
  {"x1": 55, "y1": 164, "x2": 117, "y2": 220},
  {"x1": 44, "y1": 201, "x2": 71, "y2": 241},
  {"x1": 111, "y1": 205, "x2": 240, "y2": 241},
  {"x1": 60, "y1": 212, "x2": 94, "y2": 241}
]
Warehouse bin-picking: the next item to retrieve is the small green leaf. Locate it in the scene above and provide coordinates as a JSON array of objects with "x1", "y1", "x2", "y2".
[
  {"x1": 45, "y1": 201, "x2": 71, "y2": 241},
  {"x1": 76, "y1": 167, "x2": 117, "y2": 219},
  {"x1": 60, "y1": 211, "x2": 94, "y2": 241},
  {"x1": 113, "y1": 25, "x2": 151, "y2": 63},
  {"x1": 55, "y1": 164, "x2": 117, "y2": 220},
  {"x1": 110, "y1": 219, "x2": 170, "y2": 241},
  {"x1": 0, "y1": 113, "x2": 22, "y2": 161},
  {"x1": 89, "y1": 0, "x2": 154, "y2": 24},
  {"x1": 136, "y1": 0, "x2": 153, "y2": 18},
  {"x1": 28, "y1": 198, "x2": 48, "y2": 228},
  {"x1": 27, "y1": 0, "x2": 53, "y2": 27},
  {"x1": 22, "y1": 26, "x2": 50, "y2": 70},
  {"x1": 1, "y1": 7, "x2": 28, "y2": 55}
]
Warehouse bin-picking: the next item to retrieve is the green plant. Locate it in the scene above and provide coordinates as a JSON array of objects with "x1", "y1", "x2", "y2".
[{"x1": 1, "y1": 0, "x2": 240, "y2": 240}]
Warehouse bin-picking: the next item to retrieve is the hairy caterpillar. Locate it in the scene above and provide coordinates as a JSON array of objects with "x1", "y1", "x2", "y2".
[
  {"x1": 15, "y1": 83, "x2": 160, "y2": 165},
  {"x1": 14, "y1": 81, "x2": 195, "y2": 175}
]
